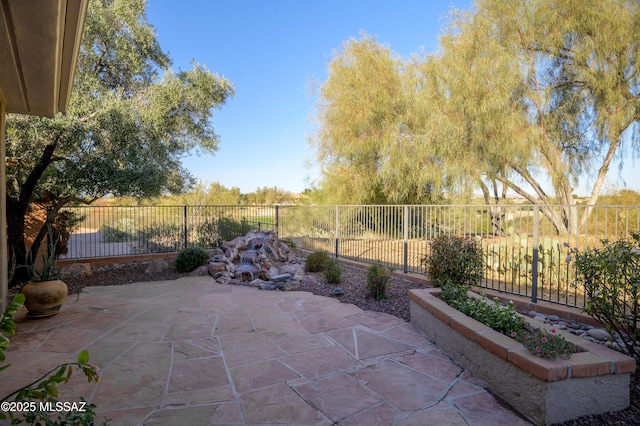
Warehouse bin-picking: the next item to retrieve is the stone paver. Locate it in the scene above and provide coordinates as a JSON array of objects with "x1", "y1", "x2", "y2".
[{"x1": 1, "y1": 277, "x2": 532, "y2": 425}]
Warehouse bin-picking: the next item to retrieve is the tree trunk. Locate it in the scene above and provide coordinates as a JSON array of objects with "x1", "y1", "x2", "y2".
[
  {"x1": 6, "y1": 139, "x2": 59, "y2": 286},
  {"x1": 6, "y1": 197, "x2": 30, "y2": 286}
]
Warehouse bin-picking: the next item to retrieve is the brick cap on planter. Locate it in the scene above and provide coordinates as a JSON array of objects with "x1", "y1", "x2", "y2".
[{"x1": 409, "y1": 288, "x2": 636, "y2": 382}]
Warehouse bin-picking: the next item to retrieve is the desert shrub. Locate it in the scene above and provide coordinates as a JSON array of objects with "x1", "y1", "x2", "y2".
[
  {"x1": 102, "y1": 218, "x2": 139, "y2": 243},
  {"x1": 217, "y1": 217, "x2": 252, "y2": 242},
  {"x1": 324, "y1": 259, "x2": 342, "y2": 284},
  {"x1": 571, "y1": 232, "x2": 640, "y2": 360},
  {"x1": 423, "y1": 235, "x2": 484, "y2": 287},
  {"x1": 52, "y1": 210, "x2": 84, "y2": 256},
  {"x1": 283, "y1": 237, "x2": 297, "y2": 249},
  {"x1": 305, "y1": 250, "x2": 332, "y2": 272},
  {"x1": 195, "y1": 217, "x2": 253, "y2": 247},
  {"x1": 176, "y1": 246, "x2": 211, "y2": 273},
  {"x1": 367, "y1": 262, "x2": 393, "y2": 300},
  {"x1": 196, "y1": 220, "x2": 220, "y2": 247},
  {"x1": 133, "y1": 223, "x2": 183, "y2": 253}
]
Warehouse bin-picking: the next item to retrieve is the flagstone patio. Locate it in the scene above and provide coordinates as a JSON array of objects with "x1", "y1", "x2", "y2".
[{"x1": 1, "y1": 277, "x2": 532, "y2": 425}]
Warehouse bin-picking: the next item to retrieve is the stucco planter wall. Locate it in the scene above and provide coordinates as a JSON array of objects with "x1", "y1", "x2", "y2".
[{"x1": 409, "y1": 288, "x2": 636, "y2": 426}]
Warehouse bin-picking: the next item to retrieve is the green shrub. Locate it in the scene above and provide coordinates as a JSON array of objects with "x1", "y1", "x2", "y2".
[
  {"x1": 195, "y1": 217, "x2": 254, "y2": 247},
  {"x1": 283, "y1": 237, "x2": 297, "y2": 249},
  {"x1": 218, "y1": 217, "x2": 252, "y2": 242},
  {"x1": 305, "y1": 250, "x2": 332, "y2": 272},
  {"x1": 101, "y1": 218, "x2": 139, "y2": 242},
  {"x1": 367, "y1": 262, "x2": 393, "y2": 300},
  {"x1": 176, "y1": 246, "x2": 211, "y2": 273},
  {"x1": 424, "y1": 235, "x2": 484, "y2": 287},
  {"x1": 196, "y1": 220, "x2": 220, "y2": 247},
  {"x1": 571, "y1": 232, "x2": 640, "y2": 360},
  {"x1": 133, "y1": 223, "x2": 183, "y2": 253},
  {"x1": 439, "y1": 280, "x2": 471, "y2": 306},
  {"x1": 324, "y1": 259, "x2": 342, "y2": 284}
]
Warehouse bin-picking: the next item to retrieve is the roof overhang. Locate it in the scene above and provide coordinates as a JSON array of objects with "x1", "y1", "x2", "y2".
[{"x1": 0, "y1": 0, "x2": 88, "y2": 118}]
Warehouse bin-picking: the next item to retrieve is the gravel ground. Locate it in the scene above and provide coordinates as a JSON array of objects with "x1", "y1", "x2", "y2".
[{"x1": 31, "y1": 259, "x2": 640, "y2": 425}]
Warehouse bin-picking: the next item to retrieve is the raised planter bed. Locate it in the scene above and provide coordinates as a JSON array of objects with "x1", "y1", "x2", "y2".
[{"x1": 409, "y1": 288, "x2": 636, "y2": 426}]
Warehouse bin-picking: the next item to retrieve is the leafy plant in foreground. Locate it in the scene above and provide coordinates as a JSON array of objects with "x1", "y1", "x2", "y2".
[
  {"x1": 570, "y1": 232, "x2": 640, "y2": 360},
  {"x1": 1, "y1": 295, "x2": 106, "y2": 425}
]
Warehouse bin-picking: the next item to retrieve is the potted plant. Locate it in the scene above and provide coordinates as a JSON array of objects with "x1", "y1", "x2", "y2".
[{"x1": 20, "y1": 224, "x2": 68, "y2": 317}]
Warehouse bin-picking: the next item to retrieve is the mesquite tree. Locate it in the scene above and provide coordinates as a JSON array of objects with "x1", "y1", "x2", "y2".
[{"x1": 312, "y1": 0, "x2": 639, "y2": 235}]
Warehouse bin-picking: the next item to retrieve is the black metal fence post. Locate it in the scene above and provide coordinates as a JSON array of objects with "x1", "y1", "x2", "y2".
[
  {"x1": 183, "y1": 205, "x2": 188, "y2": 249},
  {"x1": 403, "y1": 205, "x2": 409, "y2": 274},
  {"x1": 531, "y1": 205, "x2": 539, "y2": 303},
  {"x1": 334, "y1": 206, "x2": 339, "y2": 259}
]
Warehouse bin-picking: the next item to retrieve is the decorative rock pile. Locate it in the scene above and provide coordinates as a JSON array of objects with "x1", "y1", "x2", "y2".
[
  {"x1": 527, "y1": 311, "x2": 624, "y2": 351},
  {"x1": 191, "y1": 230, "x2": 307, "y2": 291}
]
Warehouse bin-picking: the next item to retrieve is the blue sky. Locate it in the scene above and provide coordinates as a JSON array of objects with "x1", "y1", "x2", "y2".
[
  {"x1": 146, "y1": 0, "x2": 638, "y2": 196},
  {"x1": 146, "y1": 0, "x2": 472, "y2": 194}
]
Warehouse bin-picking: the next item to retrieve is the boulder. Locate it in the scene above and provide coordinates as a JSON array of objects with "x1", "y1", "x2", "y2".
[
  {"x1": 248, "y1": 278, "x2": 269, "y2": 289},
  {"x1": 259, "y1": 281, "x2": 277, "y2": 290},
  {"x1": 59, "y1": 263, "x2": 93, "y2": 278},
  {"x1": 189, "y1": 265, "x2": 210, "y2": 277},
  {"x1": 270, "y1": 273, "x2": 292, "y2": 283},
  {"x1": 283, "y1": 281, "x2": 300, "y2": 291},
  {"x1": 587, "y1": 328, "x2": 611, "y2": 341},
  {"x1": 144, "y1": 259, "x2": 169, "y2": 275},
  {"x1": 208, "y1": 262, "x2": 228, "y2": 274},
  {"x1": 266, "y1": 266, "x2": 279, "y2": 279}
]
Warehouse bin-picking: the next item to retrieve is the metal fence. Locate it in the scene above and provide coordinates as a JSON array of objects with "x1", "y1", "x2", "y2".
[
  {"x1": 277, "y1": 204, "x2": 640, "y2": 309},
  {"x1": 61, "y1": 203, "x2": 640, "y2": 309},
  {"x1": 61, "y1": 205, "x2": 277, "y2": 258}
]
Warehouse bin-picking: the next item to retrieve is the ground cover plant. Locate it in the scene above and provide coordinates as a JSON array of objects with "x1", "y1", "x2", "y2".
[{"x1": 440, "y1": 282, "x2": 576, "y2": 360}]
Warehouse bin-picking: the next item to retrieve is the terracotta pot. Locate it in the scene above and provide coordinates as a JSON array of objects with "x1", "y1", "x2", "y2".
[{"x1": 21, "y1": 279, "x2": 68, "y2": 318}]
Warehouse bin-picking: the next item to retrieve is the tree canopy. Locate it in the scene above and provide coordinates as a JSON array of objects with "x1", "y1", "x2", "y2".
[
  {"x1": 311, "y1": 0, "x2": 640, "y2": 233},
  {"x1": 6, "y1": 0, "x2": 234, "y2": 283},
  {"x1": 430, "y1": 0, "x2": 640, "y2": 233},
  {"x1": 310, "y1": 34, "x2": 444, "y2": 205}
]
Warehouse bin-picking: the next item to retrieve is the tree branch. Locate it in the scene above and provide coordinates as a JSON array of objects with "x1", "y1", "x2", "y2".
[{"x1": 18, "y1": 134, "x2": 61, "y2": 208}]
